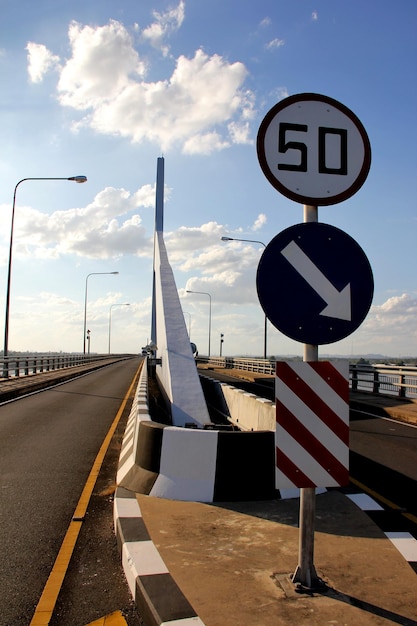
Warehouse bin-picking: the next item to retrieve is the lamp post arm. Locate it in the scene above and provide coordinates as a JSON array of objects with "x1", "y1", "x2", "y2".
[
  {"x1": 221, "y1": 236, "x2": 268, "y2": 358},
  {"x1": 2, "y1": 176, "x2": 87, "y2": 371},
  {"x1": 2, "y1": 182, "x2": 21, "y2": 364},
  {"x1": 221, "y1": 236, "x2": 266, "y2": 248},
  {"x1": 83, "y1": 271, "x2": 119, "y2": 354}
]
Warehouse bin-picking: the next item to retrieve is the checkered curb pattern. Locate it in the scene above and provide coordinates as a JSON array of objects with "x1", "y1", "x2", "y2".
[{"x1": 113, "y1": 487, "x2": 205, "y2": 626}]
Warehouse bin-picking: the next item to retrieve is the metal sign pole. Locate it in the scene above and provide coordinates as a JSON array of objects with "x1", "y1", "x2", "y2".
[
  {"x1": 292, "y1": 204, "x2": 320, "y2": 589},
  {"x1": 256, "y1": 93, "x2": 372, "y2": 592}
]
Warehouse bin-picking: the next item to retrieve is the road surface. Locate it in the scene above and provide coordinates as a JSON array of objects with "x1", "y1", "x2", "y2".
[{"x1": 0, "y1": 357, "x2": 142, "y2": 626}]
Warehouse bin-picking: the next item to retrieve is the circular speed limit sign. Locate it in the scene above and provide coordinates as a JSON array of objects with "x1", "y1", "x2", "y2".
[{"x1": 257, "y1": 93, "x2": 371, "y2": 206}]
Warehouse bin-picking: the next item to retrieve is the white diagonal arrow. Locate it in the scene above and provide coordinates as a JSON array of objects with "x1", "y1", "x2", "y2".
[{"x1": 281, "y1": 240, "x2": 351, "y2": 321}]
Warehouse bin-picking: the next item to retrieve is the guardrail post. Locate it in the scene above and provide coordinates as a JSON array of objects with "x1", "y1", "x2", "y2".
[
  {"x1": 351, "y1": 366, "x2": 358, "y2": 391},
  {"x1": 372, "y1": 371, "x2": 379, "y2": 394},
  {"x1": 25, "y1": 358, "x2": 29, "y2": 376},
  {"x1": 399, "y1": 373, "x2": 406, "y2": 398}
]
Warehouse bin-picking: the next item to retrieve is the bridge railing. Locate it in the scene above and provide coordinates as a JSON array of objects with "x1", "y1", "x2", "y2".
[
  {"x1": 197, "y1": 357, "x2": 417, "y2": 399},
  {"x1": 0, "y1": 353, "x2": 123, "y2": 379}
]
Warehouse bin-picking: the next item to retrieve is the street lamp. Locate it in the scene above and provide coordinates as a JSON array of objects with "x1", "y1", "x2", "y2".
[
  {"x1": 186, "y1": 290, "x2": 212, "y2": 356},
  {"x1": 221, "y1": 236, "x2": 266, "y2": 247},
  {"x1": 221, "y1": 236, "x2": 268, "y2": 359},
  {"x1": 83, "y1": 272, "x2": 119, "y2": 354},
  {"x1": 108, "y1": 303, "x2": 130, "y2": 354},
  {"x1": 2, "y1": 176, "x2": 87, "y2": 378}
]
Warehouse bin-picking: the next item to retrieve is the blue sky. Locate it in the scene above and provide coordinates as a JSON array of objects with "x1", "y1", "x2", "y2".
[{"x1": 0, "y1": 0, "x2": 416, "y2": 357}]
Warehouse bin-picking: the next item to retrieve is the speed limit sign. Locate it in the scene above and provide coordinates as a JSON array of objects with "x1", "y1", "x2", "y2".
[{"x1": 257, "y1": 93, "x2": 371, "y2": 206}]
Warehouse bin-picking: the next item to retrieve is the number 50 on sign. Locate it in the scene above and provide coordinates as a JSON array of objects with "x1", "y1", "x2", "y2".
[{"x1": 257, "y1": 93, "x2": 371, "y2": 206}]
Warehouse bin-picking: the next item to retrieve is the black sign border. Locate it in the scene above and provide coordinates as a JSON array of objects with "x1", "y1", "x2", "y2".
[
  {"x1": 256, "y1": 222, "x2": 374, "y2": 345},
  {"x1": 257, "y1": 93, "x2": 371, "y2": 206}
]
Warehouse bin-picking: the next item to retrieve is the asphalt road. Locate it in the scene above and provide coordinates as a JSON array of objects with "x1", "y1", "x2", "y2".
[
  {"x1": 349, "y1": 409, "x2": 417, "y2": 516},
  {"x1": 0, "y1": 357, "x2": 142, "y2": 626}
]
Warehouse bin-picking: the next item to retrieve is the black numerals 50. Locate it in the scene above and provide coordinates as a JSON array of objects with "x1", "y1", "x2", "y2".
[{"x1": 278, "y1": 123, "x2": 348, "y2": 175}]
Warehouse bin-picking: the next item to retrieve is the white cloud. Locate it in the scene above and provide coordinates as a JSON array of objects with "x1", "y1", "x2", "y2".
[
  {"x1": 165, "y1": 222, "x2": 265, "y2": 305},
  {"x1": 312, "y1": 11, "x2": 318, "y2": 21},
  {"x1": 0, "y1": 184, "x2": 156, "y2": 261},
  {"x1": 165, "y1": 221, "x2": 225, "y2": 256},
  {"x1": 259, "y1": 17, "x2": 271, "y2": 28},
  {"x1": 369, "y1": 293, "x2": 417, "y2": 330},
  {"x1": 142, "y1": 0, "x2": 185, "y2": 56},
  {"x1": 272, "y1": 87, "x2": 289, "y2": 101},
  {"x1": 265, "y1": 38, "x2": 285, "y2": 51},
  {"x1": 26, "y1": 42, "x2": 60, "y2": 83},
  {"x1": 357, "y1": 293, "x2": 417, "y2": 353},
  {"x1": 29, "y1": 18, "x2": 254, "y2": 154},
  {"x1": 57, "y1": 20, "x2": 147, "y2": 109},
  {"x1": 251, "y1": 213, "x2": 267, "y2": 231},
  {"x1": 182, "y1": 131, "x2": 230, "y2": 155}
]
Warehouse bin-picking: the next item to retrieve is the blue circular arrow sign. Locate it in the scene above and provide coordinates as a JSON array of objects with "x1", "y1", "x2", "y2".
[{"x1": 256, "y1": 223, "x2": 374, "y2": 345}]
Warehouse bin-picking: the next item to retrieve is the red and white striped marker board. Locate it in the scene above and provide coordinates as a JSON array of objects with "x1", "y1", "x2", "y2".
[{"x1": 275, "y1": 361, "x2": 349, "y2": 489}]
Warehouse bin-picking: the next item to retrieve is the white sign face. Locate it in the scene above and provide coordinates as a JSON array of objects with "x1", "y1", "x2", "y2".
[{"x1": 257, "y1": 93, "x2": 371, "y2": 206}]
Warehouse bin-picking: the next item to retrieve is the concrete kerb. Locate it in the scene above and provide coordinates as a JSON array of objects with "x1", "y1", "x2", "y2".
[
  {"x1": 116, "y1": 362, "x2": 276, "y2": 503},
  {"x1": 113, "y1": 487, "x2": 205, "y2": 626}
]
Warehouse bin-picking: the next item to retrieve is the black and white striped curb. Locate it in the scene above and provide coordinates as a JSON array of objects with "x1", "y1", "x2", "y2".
[
  {"x1": 116, "y1": 362, "x2": 275, "y2": 502},
  {"x1": 113, "y1": 486, "x2": 205, "y2": 626}
]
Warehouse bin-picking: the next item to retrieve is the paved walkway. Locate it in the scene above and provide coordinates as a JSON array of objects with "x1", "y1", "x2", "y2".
[{"x1": 134, "y1": 490, "x2": 417, "y2": 625}]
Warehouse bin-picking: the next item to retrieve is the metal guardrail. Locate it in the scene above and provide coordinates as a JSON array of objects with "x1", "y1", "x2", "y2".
[
  {"x1": 350, "y1": 363, "x2": 417, "y2": 398},
  {"x1": 0, "y1": 353, "x2": 128, "y2": 379},
  {"x1": 197, "y1": 356, "x2": 417, "y2": 399},
  {"x1": 5, "y1": 353, "x2": 415, "y2": 399}
]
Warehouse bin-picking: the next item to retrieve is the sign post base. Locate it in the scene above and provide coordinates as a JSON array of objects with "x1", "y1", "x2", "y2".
[{"x1": 292, "y1": 487, "x2": 321, "y2": 589}]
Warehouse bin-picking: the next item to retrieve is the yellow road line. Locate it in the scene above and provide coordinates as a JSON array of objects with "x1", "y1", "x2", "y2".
[
  {"x1": 85, "y1": 610, "x2": 128, "y2": 625},
  {"x1": 350, "y1": 476, "x2": 417, "y2": 526},
  {"x1": 30, "y1": 364, "x2": 142, "y2": 626}
]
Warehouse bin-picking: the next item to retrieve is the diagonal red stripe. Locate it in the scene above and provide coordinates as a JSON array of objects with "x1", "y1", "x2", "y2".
[
  {"x1": 276, "y1": 362, "x2": 349, "y2": 443},
  {"x1": 276, "y1": 399, "x2": 348, "y2": 485},
  {"x1": 276, "y1": 447, "x2": 316, "y2": 488},
  {"x1": 308, "y1": 361, "x2": 349, "y2": 402}
]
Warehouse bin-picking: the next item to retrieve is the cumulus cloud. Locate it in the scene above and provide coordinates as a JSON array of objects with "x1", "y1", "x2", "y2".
[
  {"x1": 27, "y1": 17, "x2": 255, "y2": 154},
  {"x1": 369, "y1": 294, "x2": 417, "y2": 331},
  {"x1": 26, "y1": 42, "x2": 60, "y2": 83},
  {"x1": 164, "y1": 221, "x2": 266, "y2": 305},
  {"x1": 356, "y1": 293, "x2": 417, "y2": 354},
  {"x1": 57, "y1": 20, "x2": 147, "y2": 109},
  {"x1": 1, "y1": 184, "x2": 156, "y2": 261},
  {"x1": 142, "y1": 0, "x2": 185, "y2": 55}
]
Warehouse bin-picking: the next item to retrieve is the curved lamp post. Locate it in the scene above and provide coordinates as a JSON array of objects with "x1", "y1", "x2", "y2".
[
  {"x1": 83, "y1": 272, "x2": 119, "y2": 354},
  {"x1": 2, "y1": 176, "x2": 87, "y2": 378},
  {"x1": 186, "y1": 290, "x2": 211, "y2": 356},
  {"x1": 221, "y1": 236, "x2": 268, "y2": 359},
  {"x1": 108, "y1": 303, "x2": 130, "y2": 354}
]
